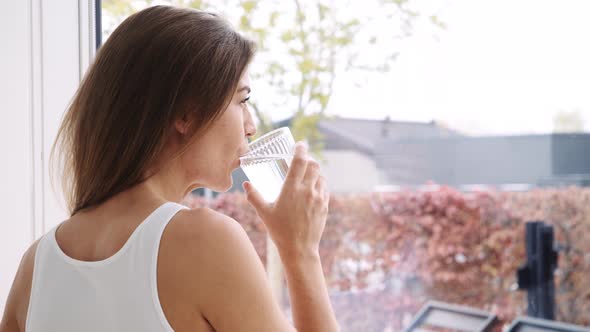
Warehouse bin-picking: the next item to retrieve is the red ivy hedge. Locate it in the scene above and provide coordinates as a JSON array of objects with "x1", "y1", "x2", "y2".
[{"x1": 182, "y1": 187, "x2": 590, "y2": 331}]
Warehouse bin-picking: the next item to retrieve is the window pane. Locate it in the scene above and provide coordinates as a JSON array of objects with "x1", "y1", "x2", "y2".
[{"x1": 101, "y1": 1, "x2": 590, "y2": 330}]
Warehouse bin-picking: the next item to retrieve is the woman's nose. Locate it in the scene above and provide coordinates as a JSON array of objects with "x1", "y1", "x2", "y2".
[
  {"x1": 244, "y1": 110, "x2": 257, "y2": 138},
  {"x1": 245, "y1": 125, "x2": 256, "y2": 138}
]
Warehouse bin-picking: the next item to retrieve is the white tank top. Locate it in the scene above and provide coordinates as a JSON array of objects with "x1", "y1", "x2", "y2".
[{"x1": 26, "y1": 201, "x2": 189, "y2": 332}]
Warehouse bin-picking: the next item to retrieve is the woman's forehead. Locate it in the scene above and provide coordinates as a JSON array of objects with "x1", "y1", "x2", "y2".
[
  {"x1": 236, "y1": 74, "x2": 251, "y2": 93},
  {"x1": 239, "y1": 70, "x2": 250, "y2": 86}
]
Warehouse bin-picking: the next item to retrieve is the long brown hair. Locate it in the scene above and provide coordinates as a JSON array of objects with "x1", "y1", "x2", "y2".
[{"x1": 51, "y1": 5, "x2": 256, "y2": 216}]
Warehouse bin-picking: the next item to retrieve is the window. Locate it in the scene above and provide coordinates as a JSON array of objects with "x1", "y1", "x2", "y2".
[{"x1": 100, "y1": 1, "x2": 590, "y2": 330}]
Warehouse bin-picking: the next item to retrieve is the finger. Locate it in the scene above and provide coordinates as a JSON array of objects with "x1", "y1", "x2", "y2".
[
  {"x1": 316, "y1": 177, "x2": 329, "y2": 205},
  {"x1": 243, "y1": 182, "x2": 269, "y2": 217},
  {"x1": 302, "y1": 159, "x2": 321, "y2": 187},
  {"x1": 314, "y1": 175, "x2": 326, "y2": 194},
  {"x1": 284, "y1": 142, "x2": 308, "y2": 187}
]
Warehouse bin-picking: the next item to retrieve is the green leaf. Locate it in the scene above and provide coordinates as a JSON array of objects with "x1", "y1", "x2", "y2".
[
  {"x1": 280, "y1": 30, "x2": 296, "y2": 42},
  {"x1": 296, "y1": 10, "x2": 306, "y2": 24},
  {"x1": 240, "y1": 0, "x2": 258, "y2": 14},
  {"x1": 239, "y1": 15, "x2": 251, "y2": 30},
  {"x1": 102, "y1": 0, "x2": 135, "y2": 18},
  {"x1": 310, "y1": 77, "x2": 321, "y2": 88},
  {"x1": 269, "y1": 11, "x2": 280, "y2": 26},
  {"x1": 298, "y1": 58, "x2": 315, "y2": 73},
  {"x1": 288, "y1": 47, "x2": 304, "y2": 57},
  {"x1": 318, "y1": 3, "x2": 330, "y2": 20},
  {"x1": 430, "y1": 15, "x2": 448, "y2": 30},
  {"x1": 291, "y1": 113, "x2": 325, "y2": 156},
  {"x1": 189, "y1": 0, "x2": 204, "y2": 9},
  {"x1": 318, "y1": 93, "x2": 330, "y2": 109}
]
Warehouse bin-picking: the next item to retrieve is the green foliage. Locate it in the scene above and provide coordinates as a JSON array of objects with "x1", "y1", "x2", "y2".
[
  {"x1": 430, "y1": 14, "x2": 447, "y2": 30},
  {"x1": 553, "y1": 109, "x2": 586, "y2": 133},
  {"x1": 102, "y1": 0, "x2": 444, "y2": 156},
  {"x1": 291, "y1": 113, "x2": 325, "y2": 157},
  {"x1": 102, "y1": 0, "x2": 135, "y2": 17},
  {"x1": 241, "y1": 0, "x2": 257, "y2": 14}
]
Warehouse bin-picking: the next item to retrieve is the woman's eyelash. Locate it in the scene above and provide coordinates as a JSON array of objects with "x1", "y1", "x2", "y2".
[{"x1": 241, "y1": 96, "x2": 250, "y2": 103}]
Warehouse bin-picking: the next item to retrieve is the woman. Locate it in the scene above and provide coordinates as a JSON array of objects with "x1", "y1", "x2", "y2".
[{"x1": 0, "y1": 5, "x2": 339, "y2": 332}]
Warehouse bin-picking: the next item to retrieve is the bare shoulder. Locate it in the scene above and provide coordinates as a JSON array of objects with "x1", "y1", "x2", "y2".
[
  {"x1": 0, "y1": 238, "x2": 41, "y2": 332},
  {"x1": 162, "y1": 207, "x2": 253, "y2": 266},
  {"x1": 161, "y1": 206, "x2": 262, "y2": 285},
  {"x1": 168, "y1": 206, "x2": 249, "y2": 245},
  {"x1": 159, "y1": 207, "x2": 294, "y2": 332}
]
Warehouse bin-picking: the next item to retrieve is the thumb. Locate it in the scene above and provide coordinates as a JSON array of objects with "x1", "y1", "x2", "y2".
[{"x1": 243, "y1": 181, "x2": 268, "y2": 215}]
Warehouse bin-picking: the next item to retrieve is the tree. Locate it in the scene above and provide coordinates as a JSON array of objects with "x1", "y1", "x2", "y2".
[
  {"x1": 233, "y1": 0, "x2": 445, "y2": 155},
  {"x1": 102, "y1": 0, "x2": 446, "y2": 155}
]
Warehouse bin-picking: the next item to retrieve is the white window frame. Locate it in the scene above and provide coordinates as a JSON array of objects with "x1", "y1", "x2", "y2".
[{"x1": 0, "y1": 0, "x2": 97, "y2": 310}]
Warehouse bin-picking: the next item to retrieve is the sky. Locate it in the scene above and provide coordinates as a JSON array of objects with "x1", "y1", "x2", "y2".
[
  {"x1": 326, "y1": 0, "x2": 590, "y2": 135},
  {"x1": 104, "y1": 0, "x2": 590, "y2": 136}
]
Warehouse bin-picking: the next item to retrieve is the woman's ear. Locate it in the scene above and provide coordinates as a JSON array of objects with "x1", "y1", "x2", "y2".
[{"x1": 174, "y1": 113, "x2": 191, "y2": 135}]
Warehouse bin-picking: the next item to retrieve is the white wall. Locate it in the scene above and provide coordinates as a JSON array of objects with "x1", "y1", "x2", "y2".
[
  {"x1": 321, "y1": 150, "x2": 383, "y2": 193},
  {"x1": 0, "y1": 0, "x2": 36, "y2": 313},
  {"x1": 0, "y1": 0, "x2": 94, "y2": 312}
]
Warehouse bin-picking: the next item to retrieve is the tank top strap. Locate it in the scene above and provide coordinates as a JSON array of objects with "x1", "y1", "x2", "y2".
[
  {"x1": 132, "y1": 201, "x2": 191, "y2": 332},
  {"x1": 140, "y1": 201, "x2": 190, "y2": 248}
]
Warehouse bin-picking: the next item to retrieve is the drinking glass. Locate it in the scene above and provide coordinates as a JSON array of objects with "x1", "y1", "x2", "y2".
[{"x1": 239, "y1": 127, "x2": 295, "y2": 202}]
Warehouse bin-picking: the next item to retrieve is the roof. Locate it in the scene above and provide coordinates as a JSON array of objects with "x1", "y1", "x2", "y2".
[{"x1": 278, "y1": 116, "x2": 462, "y2": 155}]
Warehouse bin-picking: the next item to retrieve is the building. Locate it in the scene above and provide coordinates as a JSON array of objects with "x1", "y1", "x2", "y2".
[
  {"x1": 227, "y1": 116, "x2": 590, "y2": 194},
  {"x1": 315, "y1": 116, "x2": 460, "y2": 192}
]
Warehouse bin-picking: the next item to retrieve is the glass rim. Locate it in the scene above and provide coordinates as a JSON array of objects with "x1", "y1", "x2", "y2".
[
  {"x1": 239, "y1": 153, "x2": 293, "y2": 161},
  {"x1": 240, "y1": 127, "x2": 293, "y2": 158}
]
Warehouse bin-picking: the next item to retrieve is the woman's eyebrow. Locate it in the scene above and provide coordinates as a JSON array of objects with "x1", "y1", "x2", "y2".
[{"x1": 237, "y1": 86, "x2": 251, "y2": 93}]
